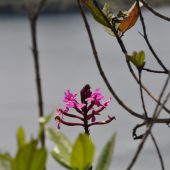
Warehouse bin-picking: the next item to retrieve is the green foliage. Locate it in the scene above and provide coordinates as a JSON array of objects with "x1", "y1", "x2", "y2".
[
  {"x1": 12, "y1": 140, "x2": 47, "y2": 170},
  {"x1": 95, "y1": 133, "x2": 116, "y2": 170},
  {"x1": 0, "y1": 153, "x2": 12, "y2": 170},
  {"x1": 0, "y1": 136, "x2": 47, "y2": 170},
  {"x1": 71, "y1": 134, "x2": 95, "y2": 170},
  {"x1": 16, "y1": 127, "x2": 26, "y2": 148},
  {"x1": 47, "y1": 129, "x2": 95, "y2": 170},
  {"x1": 129, "y1": 51, "x2": 146, "y2": 70},
  {"x1": 46, "y1": 127, "x2": 72, "y2": 169},
  {"x1": 82, "y1": 0, "x2": 109, "y2": 27},
  {"x1": 0, "y1": 114, "x2": 53, "y2": 170}
]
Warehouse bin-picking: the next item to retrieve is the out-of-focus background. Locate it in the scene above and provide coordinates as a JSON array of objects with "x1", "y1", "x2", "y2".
[
  {"x1": 0, "y1": 0, "x2": 169, "y2": 14},
  {"x1": 0, "y1": 1, "x2": 170, "y2": 170}
]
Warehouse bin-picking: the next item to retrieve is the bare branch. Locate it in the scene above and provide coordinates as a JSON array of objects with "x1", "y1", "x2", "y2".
[
  {"x1": 25, "y1": 0, "x2": 47, "y2": 20},
  {"x1": 132, "y1": 122, "x2": 145, "y2": 140},
  {"x1": 137, "y1": 0, "x2": 169, "y2": 73},
  {"x1": 25, "y1": 0, "x2": 47, "y2": 147},
  {"x1": 139, "y1": 71, "x2": 148, "y2": 119},
  {"x1": 77, "y1": 0, "x2": 140, "y2": 117},
  {"x1": 78, "y1": 0, "x2": 170, "y2": 124},
  {"x1": 140, "y1": 0, "x2": 170, "y2": 21},
  {"x1": 92, "y1": 0, "x2": 170, "y2": 115},
  {"x1": 126, "y1": 73, "x2": 170, "y2": 170},
  {"x1": 143, "y1": 68, "x2": 168, "y2": 74},
  {"x1": 150, "y1": 132, "x2": 165, "y2": 170}
]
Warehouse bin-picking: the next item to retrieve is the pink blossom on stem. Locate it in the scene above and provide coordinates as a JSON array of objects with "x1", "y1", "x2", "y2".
[
  {"x1": 55, "y1": 84, "x2": 115, "y2": 134},
  {"x1": 63, "y1": 90, "x2": 85, "y2": 112},
  {"x1": 86, "y1": 88, "x2": 104, "y2": 106}
]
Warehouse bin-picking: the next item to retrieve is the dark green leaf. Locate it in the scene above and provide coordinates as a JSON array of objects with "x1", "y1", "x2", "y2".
[
  {"x1": 46, "y1": 127, "x2": 72, "y2": 169},
  {"x1": 71, "y1": 133, "x2": 95, "y2": 170},
  {"x1": 95, "y1": 133, "x2": 116, "y2": 170},
  {"x1": 29, "y1": 147, "x2": 47, "y2": 170}
]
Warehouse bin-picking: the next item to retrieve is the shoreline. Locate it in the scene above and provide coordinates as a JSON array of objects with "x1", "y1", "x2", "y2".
[{"x1": 0, "y1": 2, "x2": 169, "y2": 16}]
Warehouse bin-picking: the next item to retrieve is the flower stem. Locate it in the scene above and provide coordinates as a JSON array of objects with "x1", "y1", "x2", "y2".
[{"x1": 83, "y1": 108, "x2": 90, "y2": 135}]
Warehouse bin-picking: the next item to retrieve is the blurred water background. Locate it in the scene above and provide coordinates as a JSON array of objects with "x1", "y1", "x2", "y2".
[{"x1": 0, "y1": 6, "x2": 170, "y2": 170}]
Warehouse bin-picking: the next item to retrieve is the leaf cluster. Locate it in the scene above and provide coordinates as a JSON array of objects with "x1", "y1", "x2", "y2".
[
  {"x1": 0, "y1": 114, "x2": 53, "y2": 170},
  {"x1": 47, "y1": 127, "x2": 116, "y2": 170}
]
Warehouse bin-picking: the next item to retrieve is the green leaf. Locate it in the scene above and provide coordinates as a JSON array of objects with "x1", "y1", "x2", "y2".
[
  {"x1": 82, "y1": 0, "x2": 109, "y2": 27},
  {"x1": 137, "y1": 51, "x2": 145, "y2": 67},
  {"x1": 129, "y1": 51, "x2": 145, "y2": 69},
  {"x1": 12, "y1": 140, "x2": 47, "y2": 170},
  {"x1": 12, "y1": 138, "x2": 47, "y2": 170},
  {"x1": 71, "y1": 133, "x2": 95, "y2": 170},
  {"x1": 12, "y1": 140, "x2": 37, "y2": 170},
  {"x1": 95, "y1": 133, "x2": 116, "y2": 170},
  {"x1": 29, "y1": 147, "x2": 47, "y2": 170},
  {"x1": 46, "y1": 127, "x2": 72, "y2": 169},
  {"x1": 16, "y1": 127, "x2": 25, "y2": 149},
  {"x1": 0, "y1": 153, "x2": 12, "y2": 170}
]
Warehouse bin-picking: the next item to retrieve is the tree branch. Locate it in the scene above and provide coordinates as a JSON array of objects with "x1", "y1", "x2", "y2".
[
  {"x1": 78, "y1": 0, "x2": 170, "y2": 124},
  {"x1": 150, "y1": 132, "x2": 165, "y2": 170},
  {"x1": 126, "y1": 73, "x2": 170, "y2": 170},
  {"x1": 140, "y1": 0, "x2": 170, "y2": 21},
  {"x1": 137, "y1": 0, "x2": 169, "y2": 73},
  {"x1": 25, "y1": 0, "x2": 47, "y2": 147}
]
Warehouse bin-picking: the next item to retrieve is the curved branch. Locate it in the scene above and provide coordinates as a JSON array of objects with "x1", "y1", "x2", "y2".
[
  {"x1": 137, "y1": 0, "x2": 169, "y2": 72},
  {"x1": 126, "y1": 74, "x2": 170, "y2": 170},
  {"x1": 92, "y1": 0, "x2": 170, "y2": 115},
  {"x1": 132, "y1": 122, "x2": 145, "y2": 140},
  {"x1": 140, "y1": 0, "x2": 170, "y2": 21},
  {"x1": 77, "y1": 0, "x2": 140, "y2": 117},
  {"x1": 77, "y1": 0, "x2": 170, "y2": 124}
]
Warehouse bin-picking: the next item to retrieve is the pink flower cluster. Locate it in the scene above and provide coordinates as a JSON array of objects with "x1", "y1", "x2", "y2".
[{"x1": 55, "y1": 84, "x2": 115, "y2": 134}]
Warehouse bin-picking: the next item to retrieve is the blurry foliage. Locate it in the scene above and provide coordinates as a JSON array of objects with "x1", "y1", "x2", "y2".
[
  {"x1": 0, "y1": 114, "x2": 53, "y2": 170},
  {"x1": 47, "y1": 127, "x2": 116, "y2": 170}
]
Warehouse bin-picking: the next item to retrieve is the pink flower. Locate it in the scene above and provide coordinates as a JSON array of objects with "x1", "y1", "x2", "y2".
[
  {"x1": 86, "y1": 88, "x2": 104, "y2": 106},
  {"x1": 63, "y1": 90, "x2": 85, "y2": 112},
  {"x1": 55, "y1": 84, "x2": 115, "y2": 134},
  {"x1": 63, "y1": 90, "x2": 77, "y2": 109}
]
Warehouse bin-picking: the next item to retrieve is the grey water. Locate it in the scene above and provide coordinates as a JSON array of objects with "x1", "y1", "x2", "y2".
[{"x1": 0, "y1": 7, "x2": 170, "y2": 170}]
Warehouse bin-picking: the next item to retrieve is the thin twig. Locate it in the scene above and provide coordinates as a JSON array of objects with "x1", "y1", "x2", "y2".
[
  {"x1": 150, "y1": 132, "x2": 165, "y2": 170},
  {"x1": 25, "y1": 0, "x2": 47, "y2": 147},
  {"x1": 143, "y1": 68, "x2": 168, "y2": 74},
  {"x1": 126, "y1": 73, "x2": 170, "y2": 170},
  {"x1": 132, "y1": 122, "x2": 146, "y2": 140},
  {"x1": 139, "y1": 71, "x2": 148, "y2": 119},
  {"x1": 140, "y1": 0, "x2": 170, "y2": 21},
  {"x1": 36, "y1": 0, "x2": 47, "y2": 16},
  {"x1": 137, "y1": 0, "x2": 169, "y2": 73}
]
